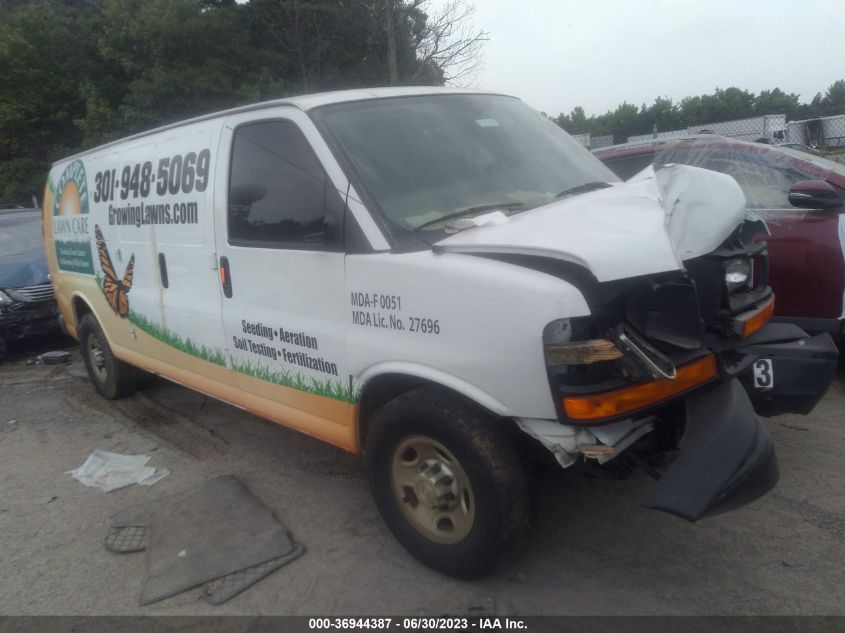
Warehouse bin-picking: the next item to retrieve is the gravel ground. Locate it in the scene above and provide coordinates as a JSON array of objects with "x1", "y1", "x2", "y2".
[{"x1": 0, "y1": 334, "x2": 843, "y2": 616}]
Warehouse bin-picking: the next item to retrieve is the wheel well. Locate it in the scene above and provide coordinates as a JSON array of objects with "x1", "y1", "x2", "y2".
[
  {"x1": 72, "y1": 295, "x2": 93, "y2": 329},
  {"x1": 356, "y1": 374, "x2": 521, "y2": 453},
  {"x1": 358, "y1": 374, "x2": 427, "y2": 451}
]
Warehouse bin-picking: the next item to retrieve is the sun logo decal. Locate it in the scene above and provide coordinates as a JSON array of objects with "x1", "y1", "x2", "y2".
[{"x1": 52, "y1": 160, "x2": 96, "y2": 275}]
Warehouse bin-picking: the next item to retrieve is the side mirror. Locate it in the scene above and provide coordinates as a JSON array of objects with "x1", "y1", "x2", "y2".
[{"x1": 788, "y1": 180, "x2": 842, "y2": 210}]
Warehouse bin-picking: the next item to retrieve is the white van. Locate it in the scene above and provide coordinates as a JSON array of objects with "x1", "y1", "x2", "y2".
[{"x1": 44, "y1": 87, "x2": 837, "y2": 577}]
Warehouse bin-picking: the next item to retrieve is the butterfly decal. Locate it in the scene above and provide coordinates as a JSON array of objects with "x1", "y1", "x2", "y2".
[{"x1": 95, "y1": 224, "x2": 135, "y2": 318}]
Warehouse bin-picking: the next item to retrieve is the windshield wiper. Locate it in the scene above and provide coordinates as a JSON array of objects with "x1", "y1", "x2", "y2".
[
  {"x1": 555, "y1": 181, "x2": 612, "y2": 199},
  {"x1": 413, "y1": 201, "x2": 529, "y2": 231}
]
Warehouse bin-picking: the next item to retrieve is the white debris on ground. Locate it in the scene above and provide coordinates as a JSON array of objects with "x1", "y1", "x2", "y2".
[{"x1": 67, "y1": 450, "x2": 169, "y2": 492}]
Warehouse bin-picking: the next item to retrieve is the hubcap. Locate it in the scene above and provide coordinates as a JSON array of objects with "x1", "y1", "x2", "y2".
[
  {"x1": 390, "y1": 436, "x2": 475, "y2": 544},
  {"x1": 87, "y1": 334, "x2": 107, "y2": 382}
]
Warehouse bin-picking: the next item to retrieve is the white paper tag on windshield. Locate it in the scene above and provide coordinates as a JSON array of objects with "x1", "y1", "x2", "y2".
[
  {"x1": 445, "y1": 211, "x2": 509, "y2": 232},
  {"x1": 475, "y1": 118, "x2": 500, "y2": 127}
]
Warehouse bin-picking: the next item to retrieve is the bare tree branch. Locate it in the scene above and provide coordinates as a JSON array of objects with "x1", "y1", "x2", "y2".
[{"x1": 411, "y1": 0, "x2": 488, "y2": 86}]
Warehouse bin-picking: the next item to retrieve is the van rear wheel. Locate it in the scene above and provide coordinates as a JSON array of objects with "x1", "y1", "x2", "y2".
[
  {"x1": 78, "y1": 314, "x2": 138, "y2": 399},
  {"x1": 365, "y1": 386, "x2": 529, "y2": 578}
]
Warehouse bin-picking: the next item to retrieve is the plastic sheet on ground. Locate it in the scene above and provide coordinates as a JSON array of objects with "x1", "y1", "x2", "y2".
[{"x1": 67, "y1": 450, "x2": 169, "y2": 492}]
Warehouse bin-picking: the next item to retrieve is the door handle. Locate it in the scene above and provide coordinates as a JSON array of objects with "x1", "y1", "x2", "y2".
[
  {"x1": 220, "y1": 256, "x2": 233, "y2": 298},
  {"x1": 158, "y1": 253, "x2": 169, "y2": 288}
]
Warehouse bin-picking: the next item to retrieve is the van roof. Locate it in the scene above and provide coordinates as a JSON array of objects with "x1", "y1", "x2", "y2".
[{"x1": 54, "y1": 86, "x2": 505, "y2": 165}]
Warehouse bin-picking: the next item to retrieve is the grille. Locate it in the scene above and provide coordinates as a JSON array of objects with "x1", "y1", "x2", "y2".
[{"x1": 10, "y1": 283, "x2": 55, "y2": 303}]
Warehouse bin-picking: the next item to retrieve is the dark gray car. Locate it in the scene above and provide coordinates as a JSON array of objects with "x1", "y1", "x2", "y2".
[{"x1": 0, "y1": 207, "x2": 59, "y2": 360}]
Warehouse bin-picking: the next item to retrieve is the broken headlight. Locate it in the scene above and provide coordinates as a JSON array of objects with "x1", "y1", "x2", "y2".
[{"x1": 724, "y1": 258, "x2": 753, "y2": 293}]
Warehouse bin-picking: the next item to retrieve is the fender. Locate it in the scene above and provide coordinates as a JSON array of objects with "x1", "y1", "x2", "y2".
[
  {"x1": 357, "y1": 361, "x2": 511, "y2": 417},
  {"x1": 68, "y1": 288, "x2": 124, "y2": 358},
  {"x1": 68, "y1": 289, "x2": 99, "y2": 339}
]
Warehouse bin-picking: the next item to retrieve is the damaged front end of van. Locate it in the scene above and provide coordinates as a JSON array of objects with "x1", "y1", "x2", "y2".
[{"x1": 437, "y1": 163, "x2": 838, "y2": 521}]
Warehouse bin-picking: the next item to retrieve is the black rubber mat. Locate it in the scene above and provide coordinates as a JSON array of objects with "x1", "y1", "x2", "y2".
[
  {"x1": 104, "y1": 526, "x2": 148, "y2": 553},
  {"x1": 204, "y1": 543, "x2": 305, "y2": 605},
  {"x1": 108, "y1": 475, "x2": 301, "y2": 605}
]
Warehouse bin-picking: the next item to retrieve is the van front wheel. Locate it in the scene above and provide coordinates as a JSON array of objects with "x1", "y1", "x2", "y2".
[
  {"x1": 365, "y1": 386, "x2": 529, "y2": 578},
  {"x1": 78, "y1": 314, "x2": 138, "y2": 399}
]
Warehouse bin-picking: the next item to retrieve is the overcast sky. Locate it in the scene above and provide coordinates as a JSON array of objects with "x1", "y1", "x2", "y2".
[{"x1": 436, "y1": 0, "x2": 845, "y2": 117}]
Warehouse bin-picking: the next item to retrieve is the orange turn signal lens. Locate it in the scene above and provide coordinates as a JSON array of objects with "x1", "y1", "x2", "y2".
[
  {"x1": 737, "y1": 296, "x2": 774, "y2": 338},
  {"x1": 563, "y1": 354, "x2": 718, "y2": 422}
]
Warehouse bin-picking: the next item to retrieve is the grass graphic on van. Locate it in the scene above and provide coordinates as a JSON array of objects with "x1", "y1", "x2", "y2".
[
  {"x1": 231, "y1": 358, "x2": 358, "y2": 403},
  {"x1": 95, "y1": 274, "x2": 354, "y2": 401},
  {"x1": 127, "y1": 311, "x2": 228, "y2": 366},
  {"x1": 95, "y1": 274, "x2": 227, "y2": 366}
]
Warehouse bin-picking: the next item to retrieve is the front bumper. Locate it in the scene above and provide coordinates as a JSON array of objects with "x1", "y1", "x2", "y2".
[
  {"x1": 0, "y1": 300, "x2": 60, "y2": 342},
  {"x1": 720, "y1": 322, "x2": 839, "y2": 416},
  {"x1": 642, "y1": 378, "x2": 778, "y2": 521},
  {"x1": 640, "y1": 322, "x2": 836, "y2": 521}
]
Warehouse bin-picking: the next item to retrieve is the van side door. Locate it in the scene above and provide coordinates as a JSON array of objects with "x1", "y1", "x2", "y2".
[
  {"x1": 94, "y1": 122, "x2": 227, "y2": 374},
  {"x1": 214, "y1": 108, "x2": 352, "y2": 430}
]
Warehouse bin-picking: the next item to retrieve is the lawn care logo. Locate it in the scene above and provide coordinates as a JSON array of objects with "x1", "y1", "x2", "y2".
[{"x1": 53, "y1": 160, "x2": 95, "y2": 274}]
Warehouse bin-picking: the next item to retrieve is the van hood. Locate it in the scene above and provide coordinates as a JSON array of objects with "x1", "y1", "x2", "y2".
[{"x1": 435, "y1": 164, "x2": 747, "y2": 282}]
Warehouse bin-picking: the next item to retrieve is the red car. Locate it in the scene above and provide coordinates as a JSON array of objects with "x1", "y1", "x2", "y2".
[{"x1": 596, "y1": 136, "x2": 845, "y2": 343}]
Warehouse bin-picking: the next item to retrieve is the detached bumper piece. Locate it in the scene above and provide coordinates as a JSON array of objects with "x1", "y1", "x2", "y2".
[
  {"x1": 642, "y1": 379, "x2": 778, "y2": 521},
  {"x1": 728, "y1": 323, "x2": 838, "y2": 416}
]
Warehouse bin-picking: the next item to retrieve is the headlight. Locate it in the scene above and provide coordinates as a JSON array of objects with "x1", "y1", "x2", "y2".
[
  {"x1": 0, "y1": 290, "x2": 14, "y2": 306},
  {"x1": 724, "y1": 259, "x2": 752, "y2": 293},
  {"x1": 543, "y1": 318, "x2": 623, "y2": 366}
]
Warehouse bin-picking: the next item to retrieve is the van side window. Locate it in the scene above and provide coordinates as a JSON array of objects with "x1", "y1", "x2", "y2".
[{"x1": 228, "y1": 120, "x2": 339, "y2": 249}]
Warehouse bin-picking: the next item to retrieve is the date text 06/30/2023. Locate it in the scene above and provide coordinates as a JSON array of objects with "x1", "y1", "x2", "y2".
[{"x1": 307, "y1": 617, "x2": 528, "y2": 631}]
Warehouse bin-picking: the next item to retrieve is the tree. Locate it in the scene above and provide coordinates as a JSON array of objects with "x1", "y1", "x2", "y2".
[
  {"x1": 410, "y1": 0, "x2": 488, "y2": 85},
  {"x1": 248, "y1": 0, "x2": 378, "y2": 93},
  {"x1": 608, "y1": 102, "x2": 641, "y2": 143},
  {"x1": 754, "y1": 88, "x2": 801, "y2": 120},
  {"x1": 0, "y1": 1, "x2": 96, "y2": 201},
  {"x1": 819, "y1": 79, "x2": 845, "y2": 116},
  {"x1": 639, "y1": 96, "x2": 680, "y2": 135},
  {"x1": 90, "y1": 0, "x2": 278, "y2": 136},
  {"x1": 380, "y1": 0, "x2": 487, "y2": 86},
  {"x1": 556, "y1": 106, "x2": 588, "y2": 135}
]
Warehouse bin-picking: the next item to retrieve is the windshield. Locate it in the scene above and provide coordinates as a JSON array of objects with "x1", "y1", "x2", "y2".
[
  {"x1": 0, "y1": 213, "x2": 44, "y2": 256},
  {"x1": 314, "y1": 94, "x2": 619, "y2": 231}
]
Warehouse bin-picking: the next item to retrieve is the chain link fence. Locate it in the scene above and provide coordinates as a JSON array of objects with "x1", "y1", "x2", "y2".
[{"x1": 579, "y1": 113, "x2": 845, "y2": 164}]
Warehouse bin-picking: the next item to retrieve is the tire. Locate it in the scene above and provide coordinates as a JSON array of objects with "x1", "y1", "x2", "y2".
[
  {"x1": 0, "y1": 334, "x2": 7, "y2": 363},
  {"x1": 365, "y1": 386, "x2": 530, "y2": 578},
  {"x1": 78, "y1": 314, "x2": 138, "y2": 399}
]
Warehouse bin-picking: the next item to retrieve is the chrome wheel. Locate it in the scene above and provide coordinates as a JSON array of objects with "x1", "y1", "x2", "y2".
[{"x1": 390, "y1": 435, "x2": 475, "y2": 544}]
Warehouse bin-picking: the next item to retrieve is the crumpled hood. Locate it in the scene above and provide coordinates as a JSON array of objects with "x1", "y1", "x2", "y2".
[
  {"x1": 0, "y1": 250, "x2": 50, "y2": 288},
  {"x1": 436, "y1": 164, "x2": 747, "y2": 282}
]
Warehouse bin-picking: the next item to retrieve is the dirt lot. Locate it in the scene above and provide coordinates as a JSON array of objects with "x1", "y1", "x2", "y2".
[{"x1": 1, "y1": 334, "x2": 844, "y2": 616}]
